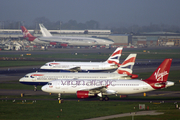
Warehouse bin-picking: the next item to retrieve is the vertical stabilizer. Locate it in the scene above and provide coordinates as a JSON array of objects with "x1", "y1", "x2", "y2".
[
  {"x1": 21, "y1": 26, "x2": 36, "y2": 41},
  {"x1": 114, "y1": 53, "x2": 137, "y2": 75},
  {"x1": 144, "y1": 59, "x2": 172, "y2": 82},
  {"x1": 143, "y1": 59, "x2": 172, "y2": 89},
  {"x1": 39, "y1": 24, "x2": 52, "y2": 37},
  {"x1": 105, "y1": 47, "x2": 123, "y2": 65}
]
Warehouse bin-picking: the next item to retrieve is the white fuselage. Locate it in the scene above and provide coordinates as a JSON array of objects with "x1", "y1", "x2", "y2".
[
  {"x1": 40, "y1": 62, "x2": 117, "y2": 72},
  {"x1": 41, "y1": 79, "x2": 174, "y2": 94},
  {"x1": 19, "y1": 72, "x2": 131, "y2": 86},
  {"x1": 34, "y1": 36, "x2": 114, "y2": 46}
]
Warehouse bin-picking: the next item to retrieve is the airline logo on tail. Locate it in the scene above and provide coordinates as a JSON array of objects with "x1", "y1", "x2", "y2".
[
  {"x1": 21, "y1": 26, "x2": 36, "y2": 41},
  {"x1": 143, "y1": 59, "x2": 172, "y2": 89},
  {"x1": 154, "y1": 68, "x2": 168, "y2": 81},
  {"x1": 23, "y1": 30, "x2": 30, "y2": 38},
  {"x1": 116, "y1": 53, "x2": 137, "y2": 75},
  {"x1": 106, "y1": 47, "x2": 123, "y2": 65}
]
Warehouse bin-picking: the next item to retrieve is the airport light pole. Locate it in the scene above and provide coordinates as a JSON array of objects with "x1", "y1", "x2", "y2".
[
  {"x1": 59, "y1": 21, "x2": 61, "y2": 35},
  {"x1": 0, "y1": 21, "x2": 4, "y2": 29},
  {"x1": 21, "y1": 21, "x2": 24, "y2": 26}
]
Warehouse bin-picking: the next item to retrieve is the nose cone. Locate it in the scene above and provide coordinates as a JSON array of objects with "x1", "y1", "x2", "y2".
[
  {"x1": 40, "y1": 66, "x2": 45, "y2": 69},
  {"x1": 108, "y1": 41, "x2": 114, "y2": 45},
  {"x1": 19, "y1": 77, "x2": 25, "y2": 83},
  {"x1": 166, "y1": 81, "x2": 174, "y2": 87},
  {"x1": 41, "y1": 85, "x2": 48, "y2": 92}
]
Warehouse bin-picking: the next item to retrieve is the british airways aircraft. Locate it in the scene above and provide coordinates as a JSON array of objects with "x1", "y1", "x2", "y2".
[
  {"x1": 41, "y1": 59, "x2": 174, "y2": 101},
  {"x1": 19, "y1": 54, "x2": 138, "y2": 91},
  {"x1": 21, "y1": 24, "x2": 114, "y2": 47},
  {"x1": 40, "y1": 47, "x2": 123, "y2": 72}
]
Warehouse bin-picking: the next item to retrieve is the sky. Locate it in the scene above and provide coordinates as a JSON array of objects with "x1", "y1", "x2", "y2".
[{"x1": 1, "y1": 0, "x2": 180, "y2": 27}]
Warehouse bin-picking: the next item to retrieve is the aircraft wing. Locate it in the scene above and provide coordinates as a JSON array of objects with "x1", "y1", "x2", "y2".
[
  {"x1": 68, "y1": 67, "x2": 81, "y2": 72},
  {"x1": 88, "y1": 85, "x2": 108, "y2": 93},
  {"x1": 79, "y1": 85, "x2": 116, "y2": 96}
]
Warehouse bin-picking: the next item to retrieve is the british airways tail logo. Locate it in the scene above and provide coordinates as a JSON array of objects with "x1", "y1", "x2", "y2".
[
  {"x1": 110, "y1": 56, "x2": 119, "y2": 60},
  {"x1": 154, "y1": 68, "x2": 168, "y2": 81},
  {"x1": 111, "y1": 50, "x2": 121, "y2": 57}
]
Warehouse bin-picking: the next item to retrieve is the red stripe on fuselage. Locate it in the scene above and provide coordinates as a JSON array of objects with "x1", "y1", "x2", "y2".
[{"x1": 31, "y1": 74, "x2": 44, "y2": 76}]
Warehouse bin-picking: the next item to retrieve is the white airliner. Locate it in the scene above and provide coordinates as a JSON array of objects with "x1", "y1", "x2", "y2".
[
  {"x1": 21, "y1": 25, "x2": 114, "y2": 47},
  {"x1": 41, "y1": 59, "x2": 174, "y2": 101},
  {"x1": 40, "y1": 47, "x2": 123, "y2": 72},
  {"x1": 19, "y1": 54, "x2": 138, "y2": 91}
]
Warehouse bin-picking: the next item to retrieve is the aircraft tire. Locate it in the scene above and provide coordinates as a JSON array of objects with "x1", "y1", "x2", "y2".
[
  {"x1": 104, "y1": 96, "x2": 109, "y2": 101},
  {"x1": 99, "y1": 97, "x2": 103, "y2": 101}
]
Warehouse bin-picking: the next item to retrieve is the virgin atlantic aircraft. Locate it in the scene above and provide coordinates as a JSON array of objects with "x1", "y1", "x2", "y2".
[
  {"x1": 41, "y1": 59, "x2": 174, "y2": 101},
  {"x1": 21, "y1": 24, "x2": 114, "y2": 47}
]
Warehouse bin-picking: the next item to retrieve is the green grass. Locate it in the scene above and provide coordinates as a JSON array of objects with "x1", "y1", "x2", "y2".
[
  {"x1": 0, "y1": 52, "x2": 180, "y2": 67},
  {"x1": 0, "y1": 61, "x2": 46, "y2": 67},
  {"x1": 0, "y1": 47, "x2": 180, "y2": 67},
  {"x1": 125, "y1": 48, "x2": 180, "y2": 53},
  {"x1": 1, "y1": 100, "x2": 180, "y2": 120}
]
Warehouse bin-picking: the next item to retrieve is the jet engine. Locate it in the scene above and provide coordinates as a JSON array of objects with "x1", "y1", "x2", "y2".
[{"x1": 76, "y1": 91, "x2": 96, "y2": 99}]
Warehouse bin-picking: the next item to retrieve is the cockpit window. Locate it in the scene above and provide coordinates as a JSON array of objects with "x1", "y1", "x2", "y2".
[
  {"x1": 30, "y1": 76, "x2": 34, "y2": 78},
  {"x1": 48, "y1": 83, "x2": 52, "y2": 85},
  {"x1": 24, "y1": 75, "x2": 29, "y2": 78},
  {"x1": 44, "y1": 64, "x2": 49, "y2": 66}
]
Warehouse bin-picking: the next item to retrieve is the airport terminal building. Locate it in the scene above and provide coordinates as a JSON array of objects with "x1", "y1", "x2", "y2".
[{"x1": 0, "y1": 29, "x2": 180, "y2": 50}]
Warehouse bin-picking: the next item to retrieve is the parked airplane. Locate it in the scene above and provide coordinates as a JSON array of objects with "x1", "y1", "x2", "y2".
[
  {"x1": 40, "y1": 47, "x2": 123, "y2": 72},
  {"x1": 19, "y1": 54, "x2": 138, "y2": 91},
  {"x1": 21, "y1": 25, "x2": 114, "y2": 47},
  {"x1": 39, "y1": 24, "x2": 114, "y2": 47},
  {"x1": 41, "y1": 59, "x2": 174, "y2": 101}
]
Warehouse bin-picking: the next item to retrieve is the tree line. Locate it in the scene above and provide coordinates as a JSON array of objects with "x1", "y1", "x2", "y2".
[{"x1": 1, "y1": 17, "x2": 180, "y2": 34}]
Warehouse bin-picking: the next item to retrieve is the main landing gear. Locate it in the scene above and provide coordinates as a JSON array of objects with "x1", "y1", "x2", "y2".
[
  {"x1": 58, "y1": 93, "x2": 61, "y2": 100},
  {"x1": 99, "y1": 96, "x2": 109, "y2": 101},
  {"x1": 34, "y1": 85, "x2": 37, "y2": 91}
]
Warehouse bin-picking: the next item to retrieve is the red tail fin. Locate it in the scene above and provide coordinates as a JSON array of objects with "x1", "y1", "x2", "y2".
[
  {"x1": 145, "y1": 59, "x2": 172, "y2": 82},
  {"x1": 21, "y1": 26, "x2": 36, "y2": 41}
]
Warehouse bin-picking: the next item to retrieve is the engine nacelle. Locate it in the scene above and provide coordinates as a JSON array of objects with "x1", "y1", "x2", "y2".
[
  {"x1": 76, "y1": 91, "x2": 95, "y2": 99},
  {"x1": 130, "y1": 74, "x2": 138, "y2": 79}
]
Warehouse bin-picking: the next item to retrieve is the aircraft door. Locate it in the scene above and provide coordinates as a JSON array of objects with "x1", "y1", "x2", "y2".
[
  {"x1": 56, "y1": 81, "x2": 60, "y2": 89},
  {"x1": 143, "y1": 83, "x2": 148, "y2": 90}
]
